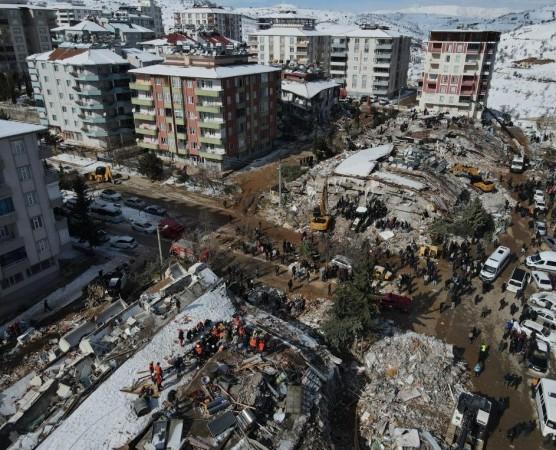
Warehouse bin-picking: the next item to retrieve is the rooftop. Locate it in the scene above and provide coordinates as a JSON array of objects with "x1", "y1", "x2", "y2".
[
  {"x1": 281, "y1": 79, "x2": 340, "y2": 99},
  {"x1": 344, "y1": 28, "x2": 400, "y2": 38},
  {"x1": 250, "y1": 27, "x2": 329, "y2": 37},
  {"x1": 51, "y1": 20, "x2": 108, "y2": 33},
  {"x1": 28, "y1": 48, "x2": 128, "y2": 66},
  {"x1": 0, "y1": 120, "x2": 45, "y2": 140},
  {"x1": 130, "y1": 63, "x2": 281, "y2": 79}
]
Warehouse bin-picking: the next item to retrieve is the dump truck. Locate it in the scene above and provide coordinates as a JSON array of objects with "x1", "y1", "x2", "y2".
[{"x1": 310, "y1": 181, "x2": 332, "y2": 232}]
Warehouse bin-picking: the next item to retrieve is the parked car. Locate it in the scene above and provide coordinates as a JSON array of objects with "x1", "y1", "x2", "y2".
[
  {"x1": 144, "y1": 205, "x2": 167, "y2": 217},
  {"x1": 530, "y1": 306, "x2": 556, "y2": 328},
  {"x1": 158, "y1": 217, "x2": 185, "y2": 240},
  {"x1": 110, "y1": 236, "x2": 137, "y2": 249},
  {"x1": 527, "y1": 339, "x2": 549, "y2": 373},
  {"x1": 526, "y1": 251, "x2": 556, "y2": 272},
  {"x1": 520, "y1": 319, "x2": 556, "y2": 345},
  {"x1": 124, "y1": 197, "x2": 146, "y2": 209},
  {"x1": 529, "y1": 292, "x2": 556, "y2": 311},
  {"x1": 131, "y1": 218, "x2": 157, "y2": 234},
  {"x1": 535, "y1": 221, "x2": 547, "y2": 237},
  {"x1": 97, "y1": 229, "x2": 110, "y2": 244},
  {"x1": 379, "y1": 99, "x2": 389, "y2": 106},
  {"x1": 507, "y1": 267, "x2": 530, "y2": 293},
  {"x1": 100, "y1": 189, "x2": 122, "y2": 202},
  {"x1": 532, "y1": 270, "x2": 554, "y2": 291},
  {"x1": 534, "y1": 189, "x2": 545, "y2": 203},
  {"x1": 536, "y1": 198, "x2": 547, "y2": 212}
]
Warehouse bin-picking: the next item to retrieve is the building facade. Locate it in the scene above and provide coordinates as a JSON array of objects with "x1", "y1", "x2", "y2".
[
  {"x1": 0, "y1": 120, "x2": 69, "y2": 304},
  {"x1": 28, "y1": 48, "x2": 134, "y2": 149},
  {"x1": 173, "y1": 7, "x2": 244, "y2": 42},
  {"x1": 50, "y1": 1, "x2": 102, "y2": 27},
  {"x1": 129, "y1": 55, "x2": 281, "y2": 171},
  {"x1": 257, "y1": 13, "x2": 316, "y2": 30},
  {"x1": 137, "y1": 0, "x2": 163, "y2": 37},
  {"x1": 344, "y1": 28, "x2": 410, "y2": 99},
  {"x1": 418, "y1": 30, "x2": 501, "y2": 118},
  {"x1": 249, "y1": 28, "x2": 330, "y2": 73},
  {"x1": 281, "y1": 78, "x2": 340, "y2": 124},
  {"x1": 0, "y1": 2, "x2": 56, "y2": 75}
]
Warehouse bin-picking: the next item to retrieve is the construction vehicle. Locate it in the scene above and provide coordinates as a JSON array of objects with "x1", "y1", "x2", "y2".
[
  {"x1": 87, "y1": 165, "x2": 114, "y2": 183},
  {"x1": 471, "y1": 178, "x2": 496, "y2": 193},
  {"x1": 445, "y1": 392, "x2": 491, "y2": 450},
  {"x1": 310, "y1": 181, "x2": 332, "y2": 231},
  {"x1": 451, "y1": 164, "x2": 481, "y2": 178}
]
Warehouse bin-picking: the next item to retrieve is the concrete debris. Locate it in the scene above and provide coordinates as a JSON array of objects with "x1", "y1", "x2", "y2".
[{"x1": 358, "y1": 330, "x2": 471, "y2": 449}]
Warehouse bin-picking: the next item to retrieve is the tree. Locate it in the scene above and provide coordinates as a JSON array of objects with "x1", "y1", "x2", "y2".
[
  {"x1": 72, "y1": 176, "x2": 100, "y2": 247},
  {"x1": 138, "y1": 152, "x2": 163, "y2": 181},
  {"x1": 322, "y1": 261, "x2": 378, "y2": 351}
]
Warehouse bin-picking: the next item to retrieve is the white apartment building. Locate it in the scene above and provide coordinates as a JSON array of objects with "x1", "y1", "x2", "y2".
[
  {"x1": 0, "y1": 1, "x2": 56, "y2": 75},
  {"x1": 249, "y1": 28, "x2": 330, "y2": 72},
  {"x1": 173, "y1": 7, "x2": 245, "y2": 42},
  {"x1": 28, "y1": 48, "x2": 135, "y2": 149},
  {"x1": 137, "y1": 0, "x2": 164, "y2": 36},
  {"x1": 50, "y1": 1, "x2": 102, "y2": 27},
  {"x1": 418, "y1": 30, "x2": 501, "y2": 119},
  {"x1": 0, "y1": 120, "x2": 69, "y2": 305},
  {"x1": 344, "y1": 28, "x2": 410, "y2": 99}
]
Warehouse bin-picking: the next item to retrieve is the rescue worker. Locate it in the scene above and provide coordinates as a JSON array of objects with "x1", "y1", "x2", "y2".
[
  {"x1": 149, "y1": 361, "x2": 155, "y2": 382},
  {"x1": 257, "y1": 338, "x2": 265, "y2": 353},
  {"x1": 249, "y1": 332, "x2": 258, "y2": 351},
  {"x1": 154, "y1": 362, "x2": 163, "y2": 391},
  {"x1": 194, "y1": 342, "x2": 204, "y2": 360},
  {"x1": 178, "y1": 329, "x2": 184, "y2": 347}
]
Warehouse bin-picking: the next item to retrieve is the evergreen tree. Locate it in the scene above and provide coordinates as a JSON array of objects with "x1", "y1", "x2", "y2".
[
  {"x1": 138, "y1": 152, "x2": 164, "y2": 181},
  {"x1": 72, "y1": 176, "x2": 100, "y2": 247}
]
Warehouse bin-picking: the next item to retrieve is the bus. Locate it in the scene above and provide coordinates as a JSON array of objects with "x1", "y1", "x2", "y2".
[{"x1": 89, "y1": 203, "x2": 124, "y2": 224}]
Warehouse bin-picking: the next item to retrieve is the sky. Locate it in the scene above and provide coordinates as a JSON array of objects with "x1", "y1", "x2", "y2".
[{"x1": 219, "y1": 0, "x2": 556, "y2": 13}]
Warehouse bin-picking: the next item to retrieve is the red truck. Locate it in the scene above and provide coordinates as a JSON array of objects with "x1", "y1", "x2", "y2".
[{"x1": 159, "y1": 218, "x2": 185, "y2": 240}]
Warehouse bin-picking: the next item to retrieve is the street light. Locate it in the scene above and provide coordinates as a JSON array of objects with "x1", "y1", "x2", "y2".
[{"x1": 157, "y1": 224, "x2": 168, "y2": 280}]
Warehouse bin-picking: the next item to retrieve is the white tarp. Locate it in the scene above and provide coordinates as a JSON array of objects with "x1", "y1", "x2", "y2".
[{"x1": 334, "y1": 144, "x2": 394, "y2": 178}]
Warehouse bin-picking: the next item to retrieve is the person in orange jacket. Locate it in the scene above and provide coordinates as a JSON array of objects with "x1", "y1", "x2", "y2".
[
  {"x1": 154, "y1": 362, "x2": 163, "y2": 391},
  {"x1": 257, "y1": 338, "x2": 265, "y2": 353}
]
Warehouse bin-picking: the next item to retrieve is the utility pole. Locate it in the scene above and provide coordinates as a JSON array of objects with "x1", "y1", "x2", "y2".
[
  {"x1": 157, "y1": 225, "x2": 164, "y2": 280},
  {"x1": 277, "y1": 161, "x2": 282, "y2": 207}
]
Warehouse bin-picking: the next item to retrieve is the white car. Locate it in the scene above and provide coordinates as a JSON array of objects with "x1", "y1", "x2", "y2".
[
  {"x1": 536, "y1": 198, "x2": 547, "y2": 211},
  {"x1": 131, "y1": 219, "x2": 157, "y2": 234},
  {"x1": 530, "y1": 306, "x2": 556, "y2": 328},
  {"x1": 124, "y1": 197, "x2": 146, "y2": 209},
  {"x1": 529, "y1": 292, "x2": 556, "y2": 311},
  {"x1": 532, "y1": 270, "x2": 554, "y2": 291},
  {"x1": 521, "y1": 319, "x2": 556, "y2": 345},
  {"x1": 100, "y1": 189, "x2": 122, "y2": 202},
  {"x1": 379, "y1": 99, "x2": 389, "y2": 106},
  {"x1": 535, "y1": 221, "x2": 547, "y2": 237},
  {"x1": 534, "y1": 189, "x2": 545, "y2": 203},
  {"x1": 110, "y1": 236, "x2": 137, "y2": 249}
]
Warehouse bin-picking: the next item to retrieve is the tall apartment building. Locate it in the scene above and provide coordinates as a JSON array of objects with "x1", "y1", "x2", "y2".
[
  {"x1": 249, "y1": 28, "x2": 330, "y2": 73},
  {"x1": 173, "y1": 7, "x2": 245, "y2": 42},
  {"x1": 50, "y1": 1, "x2": 102, "y2": 27},
  {"x1": 344, "y1": 28, "x2": 410, "y2": 99},
  {"x1": 329, "y1": 33, "x2": 350, "y2": 84},
  {"x1": 0, "y1": 1, "x2": 56, "y2": 75},
  {"x1": 28, "y1": 48, "x2": 134, "y2": 149},
  {"x1": 257, "y1": 12, "x2": 316, "y2": 30},
  {"x1": 129, "y1": 54, "x2": 281, "y2": 171},
  {"x1": 418, "y1": 30, "x2": 500, "y2": 118},
  {"x1": 115, "y1": 0, "x2": 164, "y2": 37},
  {"x1": 137, "y1": 0, "x2": 164, "y2": 37},
  {"x1": 0, "y1": 120, "x2": 69, "y2": 304}
]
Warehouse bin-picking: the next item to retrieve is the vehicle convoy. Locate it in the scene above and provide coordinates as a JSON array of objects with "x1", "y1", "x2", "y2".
[{"x1": 310, "y1": 181, "x2": 331, "y2": 231}]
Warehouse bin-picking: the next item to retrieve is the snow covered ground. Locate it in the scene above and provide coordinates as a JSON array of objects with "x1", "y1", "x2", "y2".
[{"x1": 37, "y1": 283, "x2": 235, "y2": 450}]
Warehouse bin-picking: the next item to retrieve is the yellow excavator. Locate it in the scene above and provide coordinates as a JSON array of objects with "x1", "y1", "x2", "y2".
[
  {"x1": 87, "y1": 165, "x2": 113, "y2": 183},
  {"x1": 310, "y1": 181, "x2": 332, "y2": 231}
]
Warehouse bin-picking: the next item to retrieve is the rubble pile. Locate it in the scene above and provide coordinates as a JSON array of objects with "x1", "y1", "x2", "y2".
[{"x1": 357, "y1": 331, "x2": 471, "y2": 448}]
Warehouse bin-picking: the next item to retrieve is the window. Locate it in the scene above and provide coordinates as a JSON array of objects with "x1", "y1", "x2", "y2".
[
  {"x1": 24, "y1": 191, "x2": 38, "y2": 207},
  {"x1": 66, "y1": 80, "x2": 71, "y2": 86},
  {"x1": 0, "y1": 247, "x2": 27, "y2": 267},
  {"x1": 36, "y1": 238, "x2": 49, "y2": 253},
  {"x1": 59, "y1": 93, "x2": 64, "y2": 99},
  {"x1": 30, "y1": 215, "x2": 43, "y2": 230},
  {"x1": 0, "y1": 197, "x2": 14, "y2": 216},
  {"x1": 62, "y1": 106, "x2": 67, "y2": 112},
  {"x1": 17, "y1": 165, "x2": 32, "y2": 181},
  {"x1": 10, "y1": 140, "x2": 26, "y2": 156},
  {"x1": 46, "y1": 89, "x2": 51, "y2": 95},
  {"x1": 187, "y1": 80, "x2": 193, "y2": 88},
  {"x1": 0, "y1": 225, "x2": 13, "y2": 241},
  {"x1": 1, "y1": 272, "x2": 23, "y2": 289},
  {"x1": 187, "y1": 96, "x2": 193, "y2": 104},
  {"x1": 352, "y1": 75, "x2": 358, "y2": 89},
  {"x1": 26, "y1": 258, "x2": 54, "y2": 276}
]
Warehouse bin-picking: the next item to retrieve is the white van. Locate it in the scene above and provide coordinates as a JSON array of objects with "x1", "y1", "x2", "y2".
[
  {"x1": 480, "y1": 246, "x2": 511, "y2": 282},
  {"x1": 535, "y1": 378, "x2": 556, "y2": 438},
  {"x1": 527, "y1": 251, "x2": 556, "y2": 273}
]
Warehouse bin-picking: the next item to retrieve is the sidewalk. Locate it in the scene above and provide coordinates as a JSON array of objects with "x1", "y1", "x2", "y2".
[{"x1": 0, "y1": 257, "x2": 125, "y2": 336}]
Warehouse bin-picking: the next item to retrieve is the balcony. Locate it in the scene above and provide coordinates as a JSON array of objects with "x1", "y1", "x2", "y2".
[
  {"x1": 138, "y1": 140, "x2": 159, "y2": 150},
  {"x1": 195, "y1": 88, "x2": 222, "y2": 98},
  {"x1": 199, "y1": 151, "x2": 224, "y2": 161},
  {"x1": 199, "y1": 120, "x2": 224, "y2": 129},
  {"x1": 77, "y1": 100, "x2": 112, "y2": 109},
  {"x1": 81, "y1": 115, "x2": 107, "y2": 124},
  {"x1": 376, "y1": 44, "x2": 392, "y2": 50},
  {"x1": 72, "y1": 71, "x2": 101, "y2": 81},
  {"x1": 136, "y1": 125, "x2": 157, "y2": 136},
  {"x1": 200, "y1": 135, "x2": 223, "y2": 146},
  {"x1": 175, "y1": 117, "x2": 185, "y2": 125},
  {"x1": 131, "y1": 97, "x2": 154, "y2": 106},
  {"x1": 78, "y1": 88, "x2": 103, "y2": 96},
  {"x1": 133, "y1": 111, "x2": 155, "y2": 121},
  {"x1": 130, "y1": 81, "x2": 152, "y2": 91},
  {"x1": 176, "y1": 132, "x2": 187, "y2": 140},
  {"x1": 197, "y1": 104, "x2": 222, "y2": 114}
]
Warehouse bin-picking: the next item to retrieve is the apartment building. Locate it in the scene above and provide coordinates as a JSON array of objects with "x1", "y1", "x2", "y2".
[
  {"x1": 28, "y1": 48, "x2": 134, "y2": 149},
  {"x1": 129, "y1": 54, "x2": 281, "y2": 171},
  {"x1": 281, "y1": 77, "x2": 340, "y2": 124},
  {"x1": 0, "y1": 1, "x2": 56, "y2": 75},
  {"x1": 257, "y1": 12, "x2": 316, "y2": 30},
  {"x1": 173, "y1": 7, "x2": 244, "y2": 42},
  {"x1": 137, "y1": 0, "x2": 163, "y2": 37},
  {"x1": 249, "y1": 28, "x2": 330, "y2": 73},
  {"x1": 114, "y1": 0, "x2": 164, "y2": 37},
  {"x1": 418, "y1": 30, "x2": 501, "y2": 118},
  {"x1": 0, "y1": 120, "x2": 69, "y2": 305},
  {"x1": 344, "y1": 28, "x2": 410, "y2": 99},
  {"x1": 50, "y1": 1, "x2": 102, "y2": 27}
]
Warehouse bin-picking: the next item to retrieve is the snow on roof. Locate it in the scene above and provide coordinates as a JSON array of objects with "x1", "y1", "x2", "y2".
[
  {"x1": 51, "y1": 20, "x2": 109, "y2": 33},
  {"x1": 316, "y1": 22, "x2": 359, "y2": 36},
  {"x1": 107, "y1": 22, "x2": 153, "y2": 33},
  {"x1": 50, "y1": 2, "x2": 101, "y2": 10},
  {"x1": 334, "y1": 144, "x2": 394, "y2": 178},
  {"x1": 250, "y1": 27, "x2": 328, "y2": 37},
  {"x1": 344, "y1": 28, "x2": 400, "y2": 38},
  {"x1": 0, "y1": 120, "x2": 45, "y2": 140},
  {"x1": 37, "y1": 283, "x2": 236, "y2": 450},
  {"x1": 0, "y1": 4, "x2": 52, "y2": 10},
  {"x1": 130, "y1": 63, "x2": 281, "y2": 79},
  {"x1": 372, "y1": 171, "x2": 426, "y2": 191},
  {"x1": 29, "y1": 49, "x2": 128, "y2": 66},
  {"x1": 139, "y1": 37, "x2": 169, "y2": 46},
  {"x1": 180, "y1": 7, "x2": 239, "y2": 15},
  {"x1": 123, "y1": 48, "x2": 163, "y2": 63},
  {"x1": 281, "y1": 79, "x2": 340, "y2": 99},
  {"x1": 260, "y1": 12, "x2": 315, "y2": 19}
]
